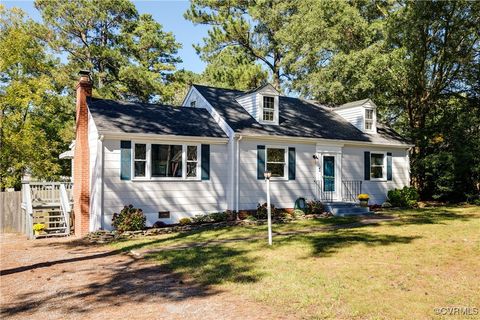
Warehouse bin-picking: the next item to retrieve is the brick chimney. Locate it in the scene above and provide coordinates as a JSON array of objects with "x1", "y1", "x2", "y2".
[{"x1": 73, "y1": 71, "x2": 92, "y2": 236}]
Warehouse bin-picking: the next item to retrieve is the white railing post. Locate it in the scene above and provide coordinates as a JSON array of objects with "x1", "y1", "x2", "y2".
[{"x1": 60, "y1": 183, "x2": 71, "y2": 236}]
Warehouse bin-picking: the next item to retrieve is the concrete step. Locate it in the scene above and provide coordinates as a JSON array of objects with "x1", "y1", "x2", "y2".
[{"x1": 325, "y1": 202, "x2": 371, "y2": 216}]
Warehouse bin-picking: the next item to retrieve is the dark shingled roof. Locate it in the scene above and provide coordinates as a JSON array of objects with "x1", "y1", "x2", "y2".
[
  {"x1": 87, "y1": 97, "x2": 227, "y2": 138},
  {"x1": 193, "y1": 84, "x2": 410, "y2": 146}
]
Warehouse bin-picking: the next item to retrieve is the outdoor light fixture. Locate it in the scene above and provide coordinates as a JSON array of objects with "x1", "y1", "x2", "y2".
[
  {"x1": 264, "y1": 170, "x2": 273, "y2": 245},
  {"x1": 264, "y1": 170, "x2": 272, "y2": 180},
  {"x1": 313, "y1": 154, "x2": 318, "y2": 160}
]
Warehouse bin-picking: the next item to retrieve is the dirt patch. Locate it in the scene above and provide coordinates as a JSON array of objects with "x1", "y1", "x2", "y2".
[{"x1": 0, "y1": 234, "x2": 287, "y2": 320}]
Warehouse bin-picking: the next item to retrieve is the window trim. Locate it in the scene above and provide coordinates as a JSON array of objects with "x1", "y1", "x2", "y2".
[
  {"x1": 364, "y1": 108, "x2": 375, "y2": 132},
  {"x1": 260, "y1": 95, "x2": 276, "y2": 124},
  {"x1": 265, "y1": 145, "x2": 288, "y2": 180},
  {"x1": 133, "y1": 143, "x2": 147, "y2": 178},
  {"x1": 131, "y1": 141, "x2": 201, "y2": 181},
  {"x1": 370, "y1": 151, "x2": 387, "y2": 181}
]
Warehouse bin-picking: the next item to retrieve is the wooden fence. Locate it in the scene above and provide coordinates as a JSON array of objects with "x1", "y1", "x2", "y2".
[{"x1": 0, "y1": 191, "x2": 25, "y2": 234}]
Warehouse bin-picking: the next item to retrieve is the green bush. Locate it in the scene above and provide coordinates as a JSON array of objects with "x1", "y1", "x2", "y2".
[
  {"x1": 191, "y1": 214, "x2": 213, "y2": 224},
  {"x1": 306, "y1": 200, "x2": 324, "y2": 214},
  {"x1": 112, "y1": 205, "x2": 146, "y2": 232},
  {"x1": 387, "y1": 186, "x2": 420, "y2": 208},
  {"x1": 291, "y1": 209, "x2": 305, "y2": 218},
  {"x1": 179, "y1": 217, "x2": 192, "y2": 225},
  {"x1": 256, "y1": 202, "x2": 278, "y2": 219},
  {"x1": 209, "y1": 211, "x2": 229, "y2": 222}
]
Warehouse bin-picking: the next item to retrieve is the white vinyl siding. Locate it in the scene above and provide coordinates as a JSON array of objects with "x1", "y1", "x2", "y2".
[
  {"x1": 88, "y1": 111, "x2": 102, "y2": 231},
  {"x1": 101, "y1": 139, "x2": 229, "y2": 228},
  {"x1": 342, "y1": 146, "x2": 409, "y2": 204},
  {"x1": 238, "y1": 139, "x2": 315, "y2": 210},
  {"x1": 334, "y1": 106, "x2": 364, "y2": 131}
]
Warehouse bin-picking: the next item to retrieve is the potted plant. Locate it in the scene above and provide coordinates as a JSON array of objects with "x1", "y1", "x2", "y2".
[
  {"x1": 33, "y1": 223, "x2": 45, "y2": 235},
  {"x1": 358, "y1": 194, "x2": 370, "y2": 207}
]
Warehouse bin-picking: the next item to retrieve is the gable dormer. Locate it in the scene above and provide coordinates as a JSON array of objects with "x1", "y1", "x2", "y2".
[
  {"x1": 334, "y1": 99, "x2": 377, "y2": 133},
  {"x1": 236, "y1": 83, "x2": 280, "y2": 125}
]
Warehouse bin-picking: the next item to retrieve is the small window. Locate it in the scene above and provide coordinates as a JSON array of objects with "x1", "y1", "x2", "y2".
[
  {"x1": 151, "y1": 144, "x2": 183, "y2": 178},
  {"x1": 370, "y1": 153, "x2": 385, "y2": 179},
  {"x1": 266, "y1": 147, "x2": 286, "y2": 178},
  {"x1": 365, "y1": 109, "x2": 374, "y2": 131},
  {"x1": 262, "y1": 96, "x2": 275, "y2": 122},
  {"x1": 186, "y1": 146, "x2": 198, "y2": 178},
  {"x1": 134, "y1": 144, "x2": 146, "y2": 177},
  {"x1": 190, "y1": 101, "x2": 196, "y2": 108}
]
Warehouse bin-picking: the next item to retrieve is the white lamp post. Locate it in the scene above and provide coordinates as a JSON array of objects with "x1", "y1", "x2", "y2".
[{"x1": 264, "y1": 170, "x2": 272, "y2": 245}]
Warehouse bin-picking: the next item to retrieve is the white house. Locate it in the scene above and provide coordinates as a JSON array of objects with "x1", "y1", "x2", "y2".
[{"x1": 72, "y1": 72, "x2": 412, "y2": 235}]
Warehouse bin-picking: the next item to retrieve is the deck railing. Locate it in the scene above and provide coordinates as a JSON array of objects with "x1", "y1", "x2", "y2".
[{"x1": 21, "y1": 181, "x2": 73, "y2": 238}]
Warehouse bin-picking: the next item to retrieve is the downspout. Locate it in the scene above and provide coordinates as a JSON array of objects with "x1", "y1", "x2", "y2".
[
  {"x1": 99, "y1": 134, "x2": 104, "y2": 230},
  {"x1": 235, "y1": 135, "x2": 243, "y2": 212},
  {"x1": 229, "y1": 136, "x2": 236, "y2": 210}
]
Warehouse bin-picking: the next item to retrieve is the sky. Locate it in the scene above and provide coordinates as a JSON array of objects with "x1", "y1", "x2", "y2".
[{"x1": 2, "y1": 0, "x2": 209, "y2": 73}]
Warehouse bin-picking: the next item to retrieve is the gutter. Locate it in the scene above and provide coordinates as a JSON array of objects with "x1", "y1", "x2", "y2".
[
  {"x1": 239, "y1": 134, "x2": 414, "y2": 148},
  {"x1": 99, "y1": 132, "x2": 229, "y2": 144}
]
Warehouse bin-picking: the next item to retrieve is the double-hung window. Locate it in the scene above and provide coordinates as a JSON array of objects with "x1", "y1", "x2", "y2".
[
  {"x1": 134, "y1": 144, "x2": 147, "y2": 177},
  {"x1": 266, "y1": 147, "x2": 287, "y2": 178},
  {"x1": 365, "y1": 109, "x2": 374, "y2": 131},
  {"x1": 186, "y1": 146, "x2": 198, "y2": 178},
  {"x1": 370, "y1": 153, "x2": 385, "y2": 179},
  {"x1": 262, "y1": 96, "x2": 275, "y2": 122},
  {"x1": 132, "y1": 143, "x2": 200, "y2": 180}
]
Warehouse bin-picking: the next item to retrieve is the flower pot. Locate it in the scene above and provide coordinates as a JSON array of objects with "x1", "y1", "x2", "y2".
[
  {"x1": 34, "y1": 230, "x2": 43, "y2": 236},
  {"x1": 359, "y1": 200, "x2": 369, "y2": 207}
]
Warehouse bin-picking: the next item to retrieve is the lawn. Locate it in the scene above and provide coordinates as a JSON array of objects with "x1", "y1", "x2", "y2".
[{"x1": 112, "y1": 206, "x2": 480, "y2": 319}]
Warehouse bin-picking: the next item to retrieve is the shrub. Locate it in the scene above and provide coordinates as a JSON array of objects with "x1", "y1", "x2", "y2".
[
  {"x1": 387, "y1": 186, "x2": 420, "y2": 208},
  {"x1": 191, "y1": 214, "x2": 212, "y2": 224},
  {"x1": 209, "y1": 211, "x2": 229, "y2": 222},
  {"x1": 179, "y1": 217, "x2": 192, "y2": 225},
  {"x1": 112, "y1": 205, "x2": 146, "y2": 232},
  {"x1": 152, "y1": 220, "x2": 168, "y2": 228},
  {"x1": 256, "y1": 202, "x2": 277, "y2": 219},
  {"x1": 291, "y1": 209, "x2": 305, "y2": 218},
  {"x1": 306, "y1": 200, "x2": 324, "y2": 214},
  {"x1": 381, "y1": 201, "x2": 392, "y2": 208}
]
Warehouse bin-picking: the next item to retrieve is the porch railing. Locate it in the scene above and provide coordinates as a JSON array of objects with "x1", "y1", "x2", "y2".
[
  {"x1": 342, "y1": 180, "x2": 362, "y2": 202},
  {"x1": 313, "y1": 179, "x2": 334, "y2": 202},
  {"x1": 314, "y1": 179, "x2": 363, "y2": 203}
]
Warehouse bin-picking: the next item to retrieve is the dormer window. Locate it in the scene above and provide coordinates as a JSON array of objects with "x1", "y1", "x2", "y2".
[
  {"x1": 262, "y1": 96, "x2": 275, "y2": 122},
  {"x1": 365, "y1": 109, "x2": 374, "y2": 131}
]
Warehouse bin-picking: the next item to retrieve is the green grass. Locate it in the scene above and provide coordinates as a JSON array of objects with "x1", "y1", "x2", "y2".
[{"x1": 111, "y1": 206, "x2": 480, "y2": 319}]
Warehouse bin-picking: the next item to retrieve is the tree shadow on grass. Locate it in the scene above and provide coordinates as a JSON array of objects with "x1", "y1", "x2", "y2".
[
  {"x1": 383, "y1": 207, "x2": 478, "y2": 226},
  {"x1": 273, "y1": 229, "x2": 420, "y2": 257}
]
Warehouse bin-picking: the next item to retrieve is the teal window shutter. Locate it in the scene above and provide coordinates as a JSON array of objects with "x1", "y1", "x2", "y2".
[
  {"x1": 120, "y1": 140, "x2": 131, "y2": 180},
  {"x1": 257, "y1": 145, "x2": 266, "y2": 179},
  {"x1": 387, "y1": 152, "x2": 393, "y2": 181},
  {"x1": 201, "y1": 144, "x2": 210, "y2": 180},
  {"x1": 364, "y1": 151, "x2": 370, "y2": 180},
  {"x1": 288, "y1": 147, "x2": 296, "y2": 180}
]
